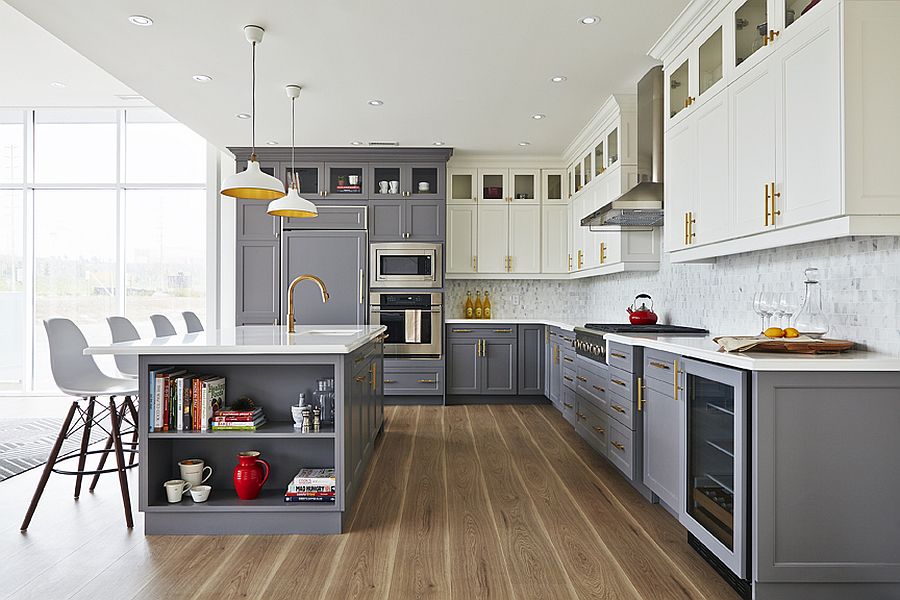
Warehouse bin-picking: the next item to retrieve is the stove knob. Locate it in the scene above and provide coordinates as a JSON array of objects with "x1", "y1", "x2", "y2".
[{"x1": 590, "y1": 343, "x2": 599, "y2": 355}]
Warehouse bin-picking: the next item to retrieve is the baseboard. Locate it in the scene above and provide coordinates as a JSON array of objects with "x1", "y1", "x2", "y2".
[
  {"x1": 445, "y1": 394, "x2": 549, "y2": 405},
  {"x1": 384, "y1": 396, "x2": 444, "y2": 406}
]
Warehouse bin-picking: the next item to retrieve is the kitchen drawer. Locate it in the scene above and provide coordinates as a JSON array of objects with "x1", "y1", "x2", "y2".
[
  {"x1": 607, "y1": 418, "x2": 636, "y2": 480},
  {"x1": 560, "y1": 350, "x2": 576, "y2": 369},
  {"x1": 644, "y1": 349, "x2": 677, "y2": 390},
  {"x1": 606, "y1": 390, "x2": 634, "y2": 430},
  {"x1": 607, "y1": 342, "x2": 634, "y2": 372},
  {"x1": 575, "y1": 356, "x2": 608, "y2": 412},
  {"x1": 576, "y1": 399, "x2": 609, "y2": 458},
  {"x1": 559, "y1": 332, "x2": 575, "y2": 351},
  {"x1": 607, "y1": 365, "x2": 633, "y2": 402},
  {"x1": 446, "y1": 324, "x2": 517, "y2": 339},
  {"x1": 562, "y1": 365, "x2": 577, "y2": 391},
  {"x1": 382, "y1": 367, "x2": 444, "y2": 396},
  {"x1": 561, "y1": 386, "x2": 577, "y2": 424},
  {"x1": 284, "y1": 205, "x2": 366, "y2": 230}
]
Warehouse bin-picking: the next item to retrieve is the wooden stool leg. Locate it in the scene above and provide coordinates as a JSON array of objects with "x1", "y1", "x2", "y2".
[
  {"x1": 73, "y1": 397, "x2": 96, "y2": 499},
  {"x1": 21, "y1": 400, "x2": 79, "y2": 531},
  {"x1": 88, "y1": 400, "x2": 128, "y2": 492},
  {"x1": 109, "y1": 397, "x2": 133, "y2": 528},
  {"x1": 126, "y1": 396, "x2": 139, "y2": 466}
]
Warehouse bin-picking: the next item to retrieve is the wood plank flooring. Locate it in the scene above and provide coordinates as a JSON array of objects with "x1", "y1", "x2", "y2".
[{"x1": 1, "y1": 405, "x2": 738, "y2": 600}]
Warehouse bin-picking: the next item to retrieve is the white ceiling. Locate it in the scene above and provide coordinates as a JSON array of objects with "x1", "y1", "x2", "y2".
[
  {"x1": 4, "y1": 0, "x2": 687, "y2": 156},
  {"x1": 0, "y1": 1, "x2": 147, "y2": 108}
]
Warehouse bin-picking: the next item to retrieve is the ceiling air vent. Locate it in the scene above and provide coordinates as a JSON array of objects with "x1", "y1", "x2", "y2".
[
  {"x1": 368, "y1": 141, "x2": 399, "y2": 147},
  {"x1": 115, "y1": 94, "x2": 145, "y2": 101}
]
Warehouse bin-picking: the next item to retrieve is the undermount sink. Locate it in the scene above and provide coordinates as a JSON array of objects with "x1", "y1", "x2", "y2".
[{"x1": 299, "y1": 329, "x2": 363, "y2": 336}]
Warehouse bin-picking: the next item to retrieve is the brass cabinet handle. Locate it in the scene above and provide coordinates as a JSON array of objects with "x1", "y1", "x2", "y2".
[
  {"x1": 611, "y1": 442, "x2": 626, "y2": 451},
  {"x1": 563, "y1": 376, "x2": 574, "y2": 382},
  {"x1": 764, "y1": 183, "x2": 770, "y2": 226},
  {"x1": 599, "y1": 242, "x2": 606, "y2": 264},
  {"x1": 568, "y1": 254, "x2": 573, "y2": 271},
  {"x1": 576, "y1": 375, "x2": 588, "y2": 382},
  {"x1": 673, "y1": 359, "x2": 682, "y2": 399},
  {"x1": 472, "y1": 255, "x2": 477, "y2": 271},
  {"x1": 354, "y1": 375, "x2": 367, "y2": 383},
  {"x1": 592, "y1": 385, "x2": 605, "y2": 392},
  {"x1": 577, "y1": 249, "x2": 583, "y2": 269},
  {"x1": 452, "y1": 329, "x2": 474, "y2": 333},
  {"x1": 637, "y1": 377, "x2": 644, "y2": 412},
  {"x1": 764, "y1": 29, "x2": 780, "y2": 45},
  {"x1": 354, "y1": 356, "x2": 366, "y2": 364},
  {"x1": 593, "y1": 426, "x2": 606, "y2": 434},
  {"x1": 563, "y1": 402, "x2": 574, "y2": 408},
  {"x1": 610, "y1": 352, "x2": 626, "y2": 359},
  {"x1": 688, "y1": 211, "x2": 696, "y2": 242},
  {"x1": 417, "y1": 379, "x2": 437, "y2": 384},
  {"x1": 611, "y1": 378, "x2": 627, "y2": 387},
  {"x1": 493, "y1": 329, "x2": 513, "y2": 333},
  {"x1": 383, "y1": 379, "x2": 397, "y2": 384},
  {"x1": 480, "y1": 339, "x2": 486, "y2": 357},
  {"x1": 575, "y1": 412, "x2": 584, "y2": 420},
  {"x1": 370, "y1": 362, "x2": 377, "y2": 392},
  {"x1": 649, "y1": 361, "x2": 670, "y2": 370},
  {"x1": 563, "y1": 356, "x2": 573, "y2": 363},
  {"x1": 611, "y1": 404, "x2": 626, "y2": 414},
  {"x1": 684, "y1": 212, "x2": 689, "y2": 245},
  {"x1": 771, "y1": 181, "x2": 781, "y2": 221},
  {"x1": 377, "y1": 332, "x2": 389, "y2": 342}
]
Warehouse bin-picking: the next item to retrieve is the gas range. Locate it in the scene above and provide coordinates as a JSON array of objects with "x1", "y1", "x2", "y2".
[{"x1": 574, "y1": 323, "x2": 709, "y2": 363}]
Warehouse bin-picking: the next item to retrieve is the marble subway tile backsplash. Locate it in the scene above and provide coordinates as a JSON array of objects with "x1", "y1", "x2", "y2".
[{"x1": 446, "y1": 234, "x2": 900, "y2": 356}]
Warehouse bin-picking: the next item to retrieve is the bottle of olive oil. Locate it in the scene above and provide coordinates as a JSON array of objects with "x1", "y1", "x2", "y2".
[
  {"x1": 464, "y1": 291, "x2": 474, "y2": 319},
  {"x1": 474, "y1": 291, "x2": 483, "y2": 319},
  {"x1": 483, "y1": 291, "x2": 492, "y2": 319}
]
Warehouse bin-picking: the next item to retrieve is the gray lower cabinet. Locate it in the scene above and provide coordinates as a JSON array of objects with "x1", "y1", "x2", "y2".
[
  {"x1": 642, "y1": 374, "x2": 681, "y2": 511},
  {"x1": 369, "y1": 199, "x2": 444, "y2": 242},
  {"x1": 517, "y1": 324, "x2": 545, "y2": 395},
  {"x1": 483, "y1": 339, "x2": 516, "y2": 394},
  {"x1": 447, "y1": 338, "x2": 481, "y2": 394},
  {"x1": 547, "y1": 331, "x2": 561, "y2": 407},
  {"x1": 236, "y1": 196, "x2": 281, "y2": 326},
  {"x1": 446, "y1": 325, "x2": 519, "y2": 396},
  {"x1": 382, "y1": 359, "x2": 444, "y2": 396},
  {"x1": 282, "y1": 230, "x2": 367, "y2": 326}
]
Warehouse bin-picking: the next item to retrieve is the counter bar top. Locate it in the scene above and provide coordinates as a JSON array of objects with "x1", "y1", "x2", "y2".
[
  {"x1": 84, "y1": 325, "x2": 387, "y2": 356},
  {"x1": 445, "y1": 318, "x2": 577, "y2": 331}
]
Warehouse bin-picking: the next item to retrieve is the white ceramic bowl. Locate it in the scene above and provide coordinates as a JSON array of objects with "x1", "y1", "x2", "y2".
[{"x1": 190, "y1": 485, "x2": 211, "y2": 502}]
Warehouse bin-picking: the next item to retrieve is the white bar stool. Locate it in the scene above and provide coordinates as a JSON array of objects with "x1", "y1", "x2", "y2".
[{"x1": 20, "y1": 318, "x2": 139, "y2": 531}]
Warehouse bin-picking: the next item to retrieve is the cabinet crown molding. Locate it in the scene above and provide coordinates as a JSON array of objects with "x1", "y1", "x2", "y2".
[
  {"x1": 228, "y1": 146, "x2": 453, "y2": 163},
  {"x1": 648, "y1": 0, "x2": 731, "y2": 63},
  {"x1": 563, "y1": 94, "x2": 636, "y2": 164}
]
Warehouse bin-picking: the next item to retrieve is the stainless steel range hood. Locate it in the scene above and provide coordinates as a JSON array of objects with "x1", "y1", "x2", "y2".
[{"x1": 582, "y1": 66, "x2": 664, "y2": 228}]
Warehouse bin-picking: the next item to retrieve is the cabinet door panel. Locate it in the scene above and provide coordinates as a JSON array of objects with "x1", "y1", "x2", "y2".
[
  {"x1": 508, "y1": 205, "x2": 540, "y2": 274},
  {"x1": 476, "y1": 205, "x2": 509, "y2": 273},
  {"x1": 541, "y1": 205, "x2": 568, "y2": 274},
  {"x1": 406, "y1": 163, "x2": 444, "y2": 199},
  {"x1": 483, "y1": 339, "x2": 516, "y2": 395},
  {"x1": 407, "y1": 199, "x2": 444, "y2": 241},
  {"x1": 643, "y1": 384, "x2": 682, "y2": 511},
  {"x1": 447, "y1": 205, "x2": 477, "y2": 274},
  {"x1": 477, "y1": 168, "x2": 508, "y2": 204},
  {"x1": 548, "y1": 341, "x2": 561, "y2": 406},
  {"x1": 282, "y1": 230, "x2": 366, "y2": 325},
  {"x1": 238, "y1": 199, "x2": 279, "y2": 240},
  {"x1": 369, "y1": 200, "x2": 404, "y2": 241},
  {"x1": 447, "y1": 339, "x2": 481, "y2": 394},
  {"x1": 448, "y1": 168, "x2": 476, "y2": 204},
  {"x1": 730, "y1": 61, "x2": 778, "y2": 237},
  {"x1": 695, "y1": 89, "x2": 732, "y2": 245},
  {"x1": 777, "y1": 8, "x2": 842, "y2": 227},
  {"x1": 517, "y1": 325, "x2": 544, "y2": 395},
  {"x1": 664, "y1": 119, "x2": 696, "y2": 252},
  {"x1": 236, "y1": 241, "x2": 279, "y2": 325}
]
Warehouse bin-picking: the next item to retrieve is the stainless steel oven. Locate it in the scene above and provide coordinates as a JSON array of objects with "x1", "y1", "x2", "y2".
[
  {"x1": 369, "y1": 243, "x2": 442, "y2": 289},
  {"x1": 679, "y1": 357, "x2": 749, "y2": 582},
  {"x1": 368, "y1": 292, "x2": 442, "y2": 357}
]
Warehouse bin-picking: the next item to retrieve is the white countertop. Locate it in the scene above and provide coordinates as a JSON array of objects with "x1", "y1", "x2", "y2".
[
  {"x1": 445, "y1": 318, "x2": 577, "y2": 331},
  {"x1": 84, "y1": 325, "x2": 387, "y2": 356},
  {"x1": 604, "y1": 333, "x2": 900, "y2": 372}
]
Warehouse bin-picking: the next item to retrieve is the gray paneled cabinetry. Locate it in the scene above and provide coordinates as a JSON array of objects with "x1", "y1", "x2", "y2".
[
  {"x1": 547, "y1": 329, "x2": 561, "y2": 408},
  {"x1": 369, "y1": 199, "x2": 444, "y2": 242},
  {"x1": 382, "y1": 358, "x2": 444, "y2": 398},
  {"x1": 446, "y1": 324, "x2": 538, "y2": 397},
  {"x1": 282, "y1": 230, "x2": 367, "y2": 326},
  {"x1": 483, "y1": 337, "x2": 516, "y2": 394},
  {"x1": 236, "y1": 161, "x2": 281, "y2": 325},
  {"x1": 370, "y1": 162, "x2": 445, "y2": 199},
  {"x1": 517, "y1": 324, "x2": 545, "y2": 395},
  {"x1": 641, "y1": 349, "x2": 681, "y2": 511}
]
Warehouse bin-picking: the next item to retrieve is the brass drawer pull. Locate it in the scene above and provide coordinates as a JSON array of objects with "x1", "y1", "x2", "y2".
[
  {"x1": 354, "y1": 375, "x2": 367, "y2": 383},
  {"x1": 563, "y1": 356, "x2": 574, "y2": 363},
  {"x1": 611, "y1": 404, "x2": 626, "y2": 414},
  {"x1": 593, "y1": 426, "x2": 605, "y2": 434},
  {"x1": 610, "y1": 352, "x2": 627, "y2": 359},
  {"x1": 452, "y1": 328, "x2": 473, "y2": 333},
  {"x1": 383, "y1": 379, "x2": 397, "y2": 384},
  {"x1": 493, "y1": 328, "x2": 513, "y2": 333},
  {"x1": 648, "y1": 361, "x2": 670, "y2": 370},
  {"x1": 592, "y1": 385, "x2": 605, "y2": 392},
  {"x1": 611, "y1": 442, "x2": 626, "y2": 451},
  {"x1": 417, "y1": 379, "x2": 437, "y2": 384},
  {"x1": 563, "y1": 402, "x2": 574, "y2": 408},
  {"x1": 354, "y1": 356, "x2": 365, "y2": 364},
  {"x1": 563, "y1": 376, "x2": 574, "y2": 382},
  {"x1": 575, "y1": 412, "x2": 584, "y2": 419},
  {"x1": 611, "y1": 379, "x2": 627, "y2": 387},
  {"x1": 576, "y1": 376, "x2": 588, "y2": 382}
]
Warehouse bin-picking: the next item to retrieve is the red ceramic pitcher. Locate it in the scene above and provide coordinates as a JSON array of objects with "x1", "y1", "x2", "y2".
[{"x1": 232, "y1": 451, "x2": 270, "y2": 500}]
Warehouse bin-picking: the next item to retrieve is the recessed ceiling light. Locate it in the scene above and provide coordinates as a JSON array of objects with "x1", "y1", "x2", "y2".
[
  {"x1": 550, "y1": 75, "x2": 567, "y2": 83},
  {"x1": 350, "y1": 141, "x2": 364, "y2": 146},
  {"x1": 266, "y1": 140, "x2": 278, "y2": 145},
  {"x1": 192, "y1": 74, "x2": 212, "y2": 82},
  {"x1": 518, "y1": 141, "x2": 531, "y2": 147},
  {"x1": 579, "y1": 15, "x2": 600, "y2": 25},
  {"x1": 128, "y1": 15, "x2": 153, "y2": 26},
  {"x1": 367, "y1": 99, "x2": 384, "y2": 106},
  {"x1": 236, "y1": 113, "x2": 251, "y2": 119},
  {"x1": 49, "y1": 81, "x2": 66, "y2": 88},
  {"x1": 531, "y1": 114, "x2": 546, "y2": 120}
]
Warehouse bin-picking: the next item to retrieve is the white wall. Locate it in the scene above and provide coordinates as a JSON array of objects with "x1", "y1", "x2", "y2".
[{"x1": 447, "y1": 233, "x2": 900, "y2": 356}]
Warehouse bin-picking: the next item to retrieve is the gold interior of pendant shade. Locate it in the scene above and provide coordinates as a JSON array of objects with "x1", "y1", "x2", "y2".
[
  {"x1": 268, "y1": 207, "x2": 317, "y2": 218},
  {"x1": 221, "y1": 187, "x2": 285, "y2": 200}
]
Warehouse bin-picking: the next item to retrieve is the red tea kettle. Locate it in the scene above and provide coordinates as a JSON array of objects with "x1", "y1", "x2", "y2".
[{"x1": 627, "y1": 294, "x2": 658, "y2": 325}]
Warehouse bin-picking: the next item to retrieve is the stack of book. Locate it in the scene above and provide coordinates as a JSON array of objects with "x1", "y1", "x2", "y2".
[
  {"x1": 284, "y1": 468, "x2": 335, "y2": 503},
  {"x1": 211, "y1": 407, "x2": 267, "y2": 431},
  {"x1": 147, "y1": 370, "x2": 225, "y2": 432}
]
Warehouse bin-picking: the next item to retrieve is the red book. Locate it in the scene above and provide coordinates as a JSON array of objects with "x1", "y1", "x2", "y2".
[{"x1": 215, "y1": 410, "x2": 260, "y2": 417}]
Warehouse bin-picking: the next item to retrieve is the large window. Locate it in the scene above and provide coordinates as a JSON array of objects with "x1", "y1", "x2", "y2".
[{"x1": 0, "y1": 108, "x2": 208, "y2": 393}]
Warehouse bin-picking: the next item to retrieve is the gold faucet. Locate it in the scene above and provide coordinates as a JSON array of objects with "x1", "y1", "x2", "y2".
[{"x1": 286, "y1": 274, "x2": 330, "y2": 333}]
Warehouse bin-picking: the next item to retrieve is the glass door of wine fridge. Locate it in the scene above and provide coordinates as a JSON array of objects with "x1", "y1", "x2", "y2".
[{"x1": 680, "y1": 358, "x2": 749, "y2": 578}]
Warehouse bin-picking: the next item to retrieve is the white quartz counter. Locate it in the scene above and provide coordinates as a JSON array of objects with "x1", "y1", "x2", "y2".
[
  {"x1": 604, "y1": 333, "x2": 900, "y2": 372},
  {"x1": 84, "y1": 325, "x2": 387, "y2": 356},
  {"x1": 445, "y1": 318, "x2": 577, "y2": 331}
]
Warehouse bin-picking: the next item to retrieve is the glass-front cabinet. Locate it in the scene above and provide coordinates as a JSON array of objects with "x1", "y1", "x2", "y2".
[
  {"x1": 325, "y1": 162, "x2": 367, "y2": 198},
  {"x1": 448, "y1": 168, "x2": 476, "y2": 204},
  {"x1": 284, "y1": 162, "x2": 323, "y2": 197},
  {"x1": 542, "y1": 169, "x2": 565, "y2": 204},
  {"x1": 477, "y1": 168, "x2": 508, "y2": 203},
  {"x1": 733, "y1": 0, "x2": 769, "y2": 70},
  {"x1": 574, "y1": 162, "x2": 583, "y2": 194},
  {"x1": 669, "y1": 58, "x2": 691, "y2": 120},
  {"x1": 594, "y1": 141, "x2": 605, "y2": 177},
  {"x1": 371, "y1": 164, "x2": 403, "y2": 199},
  {"x1": 582, "y1": 154, "x2": 593, "y2": 186},
  {"x1": 699, "y1": 26, "x2": 724, "y2": 96},
  {"x1": 510, "y1": 169, "x2": 539, "y2": 204},
  {"x1": 606, "y1": 128, "x2": 619, "y2": 168},
  {"x1": 370, "y1": 163, "x2": 442, "y2": 199}
]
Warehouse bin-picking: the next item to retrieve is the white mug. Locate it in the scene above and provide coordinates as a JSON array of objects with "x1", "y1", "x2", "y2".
[
  {"x1": 378, "y1": 180, "x2": 389, "y2": 194},
  {"x1": 190, "y1": 484, "x2": 212, "y2": 503},
  {"x1": 164, "y1": 479, "x2": 192, "y2": 503},
  {"x1": 389, "y1": 180, "x2": 400, "y2": 194},
  {"x1": 418, "y1": 181, "x2": 430, "y2": 192},
  {"x1": 178, "y1": 459, "x2": 212, "y2": 487},
  {"x1": 348, "y1": 174, "x2": 359, "y2": 185}
]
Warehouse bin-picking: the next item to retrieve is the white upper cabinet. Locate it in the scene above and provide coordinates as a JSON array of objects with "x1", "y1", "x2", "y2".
[
  {"x1": 509, "y1": 169, "x2": 541, "y2": 204},
  {"x1": 542, "y1": 169, "x2": 566, "y2": 204},
  {"x1": 476, "y1": 204, "x2": 509, "y2": 273},
  {"x1": 477, "y1": 168, "x2": 509, "y2": 204},
  {"x1": 447, "y1": 168, "x2": 476, "y2": 204},
  {"x1": 542, "y1": 204, "x2": 568, "y2": 273},
  {"x1": 651, "y1": 0, "x2": 900, "y2": 262},
  {"x1": 446, "y1": 204, "x2": 477, "y2": 274},
  {"x1": 508, "y1": 205, "x2": 541, "y2": 273}
]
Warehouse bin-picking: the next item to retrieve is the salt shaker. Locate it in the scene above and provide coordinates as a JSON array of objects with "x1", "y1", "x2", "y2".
[{"x1": 312, "y1": 406, "x2": 321, "y2": 432}]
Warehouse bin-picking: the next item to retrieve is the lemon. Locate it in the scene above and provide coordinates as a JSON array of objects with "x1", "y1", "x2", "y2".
[
  {"x1": 784, "y1": 327, "x2": 800, "y2": 338},
  {"x1": 764, "y1": 327, "x2": 785, "y2": 338}
]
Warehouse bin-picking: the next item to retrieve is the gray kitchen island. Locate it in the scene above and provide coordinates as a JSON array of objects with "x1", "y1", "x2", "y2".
[{"x1": 86, "y1": 325, "x2": 386, "y2": 535}]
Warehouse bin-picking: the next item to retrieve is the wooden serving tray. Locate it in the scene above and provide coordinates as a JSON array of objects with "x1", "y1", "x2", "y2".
[{"x1": 714, "y1": 336, "x2": 854, "y2": 354}]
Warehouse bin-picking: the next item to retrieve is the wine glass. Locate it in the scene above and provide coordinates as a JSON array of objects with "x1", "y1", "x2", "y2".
[
  {"x1": 759, "y1": 292, "x2": 779, "y2": 331},
  {"x1": 778, "y1": 292, "x2": 800, "y2": 329},
  {"x1": 752, "y1": 291, "x2": 767, "y2": 333}
]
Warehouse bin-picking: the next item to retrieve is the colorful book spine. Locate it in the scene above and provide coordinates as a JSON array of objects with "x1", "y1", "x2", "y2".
[
  {"x1": 287, "y1": 484, "x2": 335, "y2": 494},
  {"x1": 284, "y1": 491, "x2": 336, "y2": 498},
  {"x1": 176, "y1": 377, "x2": 183, "y2": 432},
  {"x1": 283, "y1": 495, "x2": 335, "y2": 503},
  {"x1": 148, "y1": 372, "x2": 156, "y2": 432}
]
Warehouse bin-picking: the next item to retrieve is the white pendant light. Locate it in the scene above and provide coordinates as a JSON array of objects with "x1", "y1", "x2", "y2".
[
  {"x1": 268, "y1": 85, "x2": 318, "y2": 218},
  {"x1": 221, "y1": 25, "x2": 286, "y2": 201}
]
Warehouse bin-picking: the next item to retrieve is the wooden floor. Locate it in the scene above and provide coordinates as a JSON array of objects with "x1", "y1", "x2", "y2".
[{"x1": 1, "y1": 405, "x2": 738, "y2": 600}]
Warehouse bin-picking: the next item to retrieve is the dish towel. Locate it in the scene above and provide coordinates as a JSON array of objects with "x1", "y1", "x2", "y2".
[
  {"x1": 713, "y1": 335, "x2": 822, "y2": 352},
  {"x1": 404, "y1": 310, "x2": 422, "y2": 343}
]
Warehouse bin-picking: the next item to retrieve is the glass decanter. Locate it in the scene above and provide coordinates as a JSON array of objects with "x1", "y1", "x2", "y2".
[{"x1": 793, "y1": 267, "x2": 829, "y2": 337}]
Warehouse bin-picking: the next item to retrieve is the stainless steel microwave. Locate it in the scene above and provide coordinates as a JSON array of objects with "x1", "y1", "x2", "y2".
[{"x1": 369, "y1": 243, "x2": 442, "y2": 289}]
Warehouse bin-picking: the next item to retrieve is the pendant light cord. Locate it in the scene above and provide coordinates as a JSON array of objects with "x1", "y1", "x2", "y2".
[
  {"x1": 290, "y1": 95, "x2": 297, "y2": 189},
  {"x1": 250, "y1": 40, "x2": 257, "y2": 160}
]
